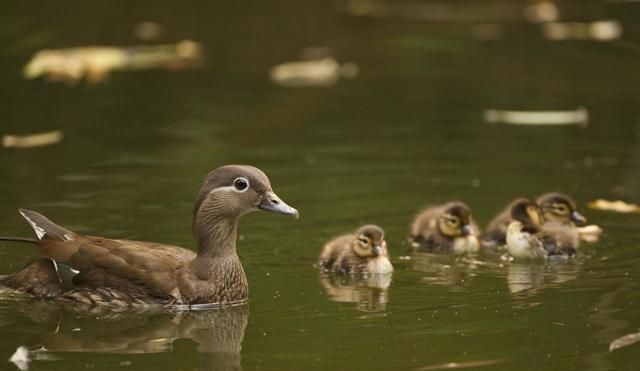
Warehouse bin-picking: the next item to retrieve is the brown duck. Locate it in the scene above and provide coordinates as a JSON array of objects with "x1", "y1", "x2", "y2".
[
  {"x1": 409, "y1": 202, "x2": 480, "y2": 254},
  {"x1": 483, "y1": 192, "x2": 586, "y2": 248},
  {"x1": 0, "y1": 165, "x2": 299, "y2": 308},
  {"x1": 506, "y1": 198, "x2": 578, "y2": 259},
  {"x1": 318, "y1": 225, "x2": 393, "y2": 274}
]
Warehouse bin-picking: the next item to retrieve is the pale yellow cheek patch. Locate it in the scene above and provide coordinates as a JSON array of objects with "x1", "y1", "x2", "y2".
[{"x1": 526, "y1": 206, "x2": 542, "y2": 225}]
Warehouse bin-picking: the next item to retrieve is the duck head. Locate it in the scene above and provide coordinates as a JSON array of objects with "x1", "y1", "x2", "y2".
[
  {"x1": 536, "y1": 192, "x2": 586, "y2": 225},
  {"x1": 352, "y1": 225, "x2": 387, "y2": 258},
  {"x1": 510, "y1": 198, "x2": 544, "y2": 230},
  {"x1": 193, "y1": 165, "x2": 298, "y2": 231},
  {"x1": 437, "y1": 202, "x2": 475, "y2": 238}
]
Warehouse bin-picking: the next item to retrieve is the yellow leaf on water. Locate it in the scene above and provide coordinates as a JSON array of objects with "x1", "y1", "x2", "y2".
[
  {"x1": 588, "y1": 199, "x2": 640, "y2": 214},
  {"x1": 2, "y1": 130, "x2": 63, "y2": 149}
]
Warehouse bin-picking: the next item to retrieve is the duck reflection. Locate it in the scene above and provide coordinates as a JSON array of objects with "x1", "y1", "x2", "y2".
[
  {"x1": 410, "y1": 253, "x2": 482, "y2": 289},
  {"x1": 507, "y1": 262, "x2": 579, "y2": 296},
  {"x1": 319, "y1": 272, "x2": 391, "y2": 312},
  {"x1": 7, "y1": 300, "x2": 247, "y2": 371}
]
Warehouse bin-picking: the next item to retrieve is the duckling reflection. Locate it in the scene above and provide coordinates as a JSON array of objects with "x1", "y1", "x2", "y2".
[
  {"x1": 409, "y1": 202, "x2": 480, "y2": 254},
  {"x1": 410, "y1": 253, "x2": 482, "y2": 289},
  {"x1": 318, "y1": 272, "x2": 391, "y2": 312},
  {"x1": 4, "y1": 300, "x2": 247, "y2": 371},
  {"x1": 507, "y1": 262, "x2": 579, "y2": 296}
]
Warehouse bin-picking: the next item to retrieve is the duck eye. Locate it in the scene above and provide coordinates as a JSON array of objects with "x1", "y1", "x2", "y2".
[
  {"x1": 358, "y1": 237, "x2": 369, "y2": 245},
  {"x1": 233, "y1": 178, "x2": 248, "y2": 191}
]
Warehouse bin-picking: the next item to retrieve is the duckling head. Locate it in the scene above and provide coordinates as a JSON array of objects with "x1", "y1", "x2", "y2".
[
  {"x1": 510, "y1": 198, "x2": 544, "y2": 229},
  {"x1": 193, "y1": 165, "x2": 299, "y2": 232},
  {"x1": 536, "y1": 192, "x2": 586, "y2": 225},
  {"x1": 352, "y1": 225, "x2": 387, "y2": 258},
  {"x1": 437, "y1": 202, "x2": 475, "y2": 238}
]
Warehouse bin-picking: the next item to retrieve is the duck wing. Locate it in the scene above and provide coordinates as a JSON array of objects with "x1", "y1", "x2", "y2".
[
  {"x1": 18, "y1": 209, "x2": 196, "y2": 301},
  {"x1": 68, "y1": 236, "x2": 196, "y2": 299}
]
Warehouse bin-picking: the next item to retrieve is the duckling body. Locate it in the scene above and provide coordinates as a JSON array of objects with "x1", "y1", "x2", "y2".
[
  {"x1": 0, "y1": 165, "x2": 299, "y2": 307},
  {"x1": 482, "y1": 207, "x2": 511, "y2": 249},
  {"x1": 319, "y1": 225, "x2": 393, "y2": 274},
  {"x1": 506, "y1": 220, "x2": 546, "y2": 259},
  {"x1": 506, "y1": 198, "x2": 577, "y2": 259},
  {"x1": 410, "y1": 202, "x2": 480, "y2": 254}
]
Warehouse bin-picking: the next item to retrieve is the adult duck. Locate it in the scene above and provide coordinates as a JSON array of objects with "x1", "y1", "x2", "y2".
[{"x1": 0, "y1": 165, "x2": 299, "y2": 308}]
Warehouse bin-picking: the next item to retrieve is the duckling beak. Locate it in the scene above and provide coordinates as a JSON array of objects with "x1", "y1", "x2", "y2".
[
  {"x1": 372, "y1": 245, "x2": 382, "y2": 257},
  {"x1": 571, "y1": 210, "x2": 587, "y2": 225},
  {"x1": 461, "y1": 224, "x2": 473, "y2": 236},
  {"x1": 258, "y1": 191, "x2": 299, "y2": 219}
]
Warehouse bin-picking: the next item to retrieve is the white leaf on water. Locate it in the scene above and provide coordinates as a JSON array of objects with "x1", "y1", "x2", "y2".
[
  {"x1": 417, "y1": 359, "x2": 503, "y2": 370},
  {"x1": 610, "y1": 331, "x2": 640, "y2": 352},
  {"x1": 9, "y1": 346, "x2": 30, "y2": 371}
]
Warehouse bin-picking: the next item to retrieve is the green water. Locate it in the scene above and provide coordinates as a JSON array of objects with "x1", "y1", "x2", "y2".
[{"x1": 1, "y1": 1, "x2": 640, "y2": 370}]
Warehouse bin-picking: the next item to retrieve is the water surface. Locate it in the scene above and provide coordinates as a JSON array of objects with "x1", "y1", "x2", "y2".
[{"x1": 1, "y1": 1, "x2": 640, "y2": 370}]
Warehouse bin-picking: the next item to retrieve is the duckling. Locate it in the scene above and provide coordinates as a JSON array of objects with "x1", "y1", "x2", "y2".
[
  {"x1": 536, "y1": 192, "x2": 586, "y2": 226},
  {"x1": 0, "y1": 165, "x2": 299, "y2": 307},
  {"x1": 318, "y1": 225, "x2": 393, "y2": 274},
  {"x1": 506, "y1": 198, "x2": 577, "y2": 259},
  {"x1": 537, "y1": 192, "x2": 586, "y2": 247},
  {"x1": 409, "y1": 202, "x2": 480, "y2": 254},
  {"x1": 505, "y1": 198, "x2": 546, "y2": 259},
  {"x1": 483, "y1": 192, "x2": 587, "y2": 249}
]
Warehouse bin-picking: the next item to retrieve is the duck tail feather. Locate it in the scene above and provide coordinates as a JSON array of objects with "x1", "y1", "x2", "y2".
[{"x1": 18, "y1": 208, "x2": 75, "y2": 241}]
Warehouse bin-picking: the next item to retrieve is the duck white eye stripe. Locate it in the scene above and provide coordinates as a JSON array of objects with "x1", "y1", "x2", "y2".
[
  {"x1": 208, "y1": 186, "x2": 237, "y2": 194},
  {"x1": 207, "y1": 183, "x2": 249, "y2": 195}
]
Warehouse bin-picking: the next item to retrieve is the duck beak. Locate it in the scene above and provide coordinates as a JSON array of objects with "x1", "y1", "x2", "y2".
[
  {"x1": 372, "y1": 245, "x2": 382, "y2": 256},
  {"x1": 259, "y1": 191, "x2": 299, "y2": 219},
  {"x1": 461, "y1": 224, "x2": 473, "y2": 236},
  {"x1": 571, "y1": 210, "x2": 587, "y2": 225}
]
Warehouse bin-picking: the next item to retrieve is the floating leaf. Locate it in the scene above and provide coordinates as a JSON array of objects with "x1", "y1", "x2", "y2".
[
  {"x1": 269, "y1": 57, "x2": 358, "y2": 88},
  {"x1": 23, "y1": 40, "x2": 202, "y2": 84},
  {"x1": 3, "y1": 130, "x2": 63, "y2": 149},
  {"x1": 588, "y1": 199, "x2": 640, "y2": 214},
  {"x1": 484, "y1": 107, "x2": 588, "y2": 127},
  {"x1": 417, "y1": 359, "x2": 504, "y2": 370},
  {"x1": 9, "y1": 346, "x2": 30, "y2": 371},
  {"x1": 610, "y1": 331, "x2": 640, "y2": 352}
]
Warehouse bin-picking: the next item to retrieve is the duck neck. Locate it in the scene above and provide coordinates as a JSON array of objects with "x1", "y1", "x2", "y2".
[{"x1": 195, "y1": 213, "x2": 240, "y2": 259}]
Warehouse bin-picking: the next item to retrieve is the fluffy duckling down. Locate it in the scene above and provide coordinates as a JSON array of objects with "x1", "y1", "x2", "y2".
[
  {"x1": 506, "y1": 198, "x2": 578, "y2": 260},
  {"x1": 318, "y1": 225, "x2": 393, "y2": 274},
  {"x1": 409, "y1": 202, "x2": 480, "y2": 254}
]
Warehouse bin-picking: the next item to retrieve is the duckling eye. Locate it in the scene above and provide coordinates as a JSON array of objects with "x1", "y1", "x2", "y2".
[
  {"x1": 447, "y1": 218, "x2": 459, "y2": 226},
  {"x1": 358, "y1": 237, "x2": 369, "y2": 245},
  {"x1": 233, "y1": 178, "x2": 249, "y2": 192}
]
